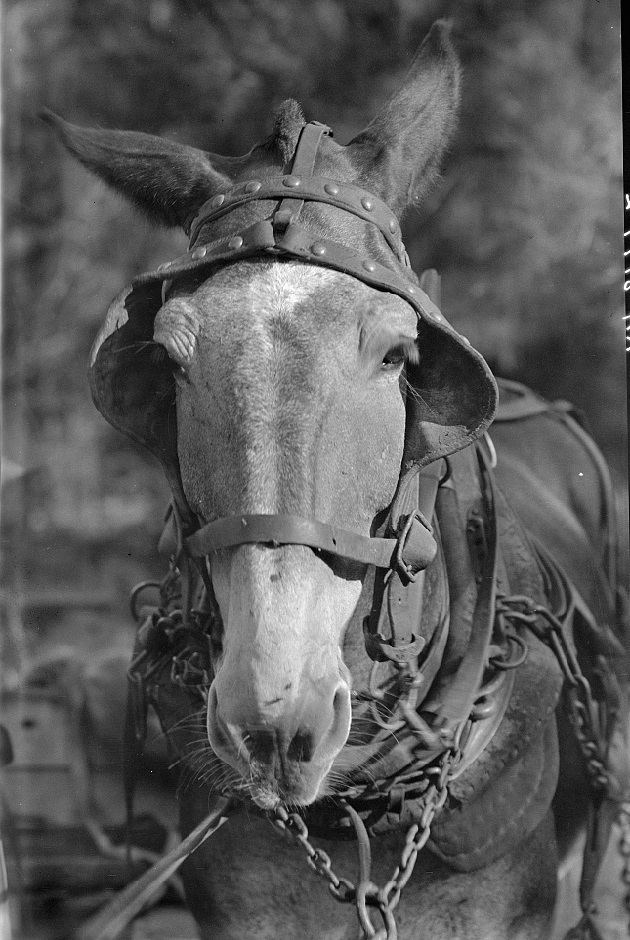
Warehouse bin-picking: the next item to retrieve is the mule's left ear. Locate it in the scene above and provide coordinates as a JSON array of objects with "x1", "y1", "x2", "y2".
[
  {"x1": 346, "y1": 21, "x2": 460, "y2": 216},
  {"x1": 42, "y1": 110, "x2": 231, "y2": 230}
]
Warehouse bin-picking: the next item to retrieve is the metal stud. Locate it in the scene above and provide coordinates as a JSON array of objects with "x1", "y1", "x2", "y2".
[
  {"x1": 363, "y1": 260, "x2": 376, "y2": 273},
  {"x1": 361, "y1": 197, "x2": 373, "y2": 211},
  {"x1": 283, "y1": 176, "x2": 301, "y2": 188},
  {"x1": 388, "y1": 218, "x2": 398, "y2": 233},
  {"x1": 433, "y1": 312, "x2": 443, "y2": 322},
  {"x1": 228, "y1": 235, "x2": 244, "y2": 250},
  {"x1": 461, "y1": 335, "x2": 471, "y2": 345},
  {"x1": 210, "y1": 194, "x2": 225, "y2": 209},
  {"x1": 408, "y1": 286, "x2": 416, "y2": 295},
  {"x1": 324, "y1": 183, "x2": 339, "y2": 196},
  {"x1": 311, "y1": 243, "x2": 327, "y2": 257},
  {"x1": 245, "y1": 181, "x2": 262, "y2": 194},
  {"x1": 191, "y1": 246, "x2": 208, "y2": 260}
]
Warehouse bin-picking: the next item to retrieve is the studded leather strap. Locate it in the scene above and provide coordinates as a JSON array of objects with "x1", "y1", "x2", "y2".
[
  {"x1": 188, "y1": 174, "x2": 406, "y2": 261},
  {"x1": 137, "y1": 216, "x2": 444, "y2": 329}
]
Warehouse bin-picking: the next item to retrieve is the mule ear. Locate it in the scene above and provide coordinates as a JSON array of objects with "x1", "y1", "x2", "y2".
[
  {"x1": 42, "y1": 110, "x2": 231, "y2": 229},
  {"x1": 346, "y1": 21, "x2": 460, "y2": 216}
]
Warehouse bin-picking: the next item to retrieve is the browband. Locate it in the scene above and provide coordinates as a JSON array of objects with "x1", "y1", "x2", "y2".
[{"x1": 188, "y1": 174, "x2": 406, "y2": 262}]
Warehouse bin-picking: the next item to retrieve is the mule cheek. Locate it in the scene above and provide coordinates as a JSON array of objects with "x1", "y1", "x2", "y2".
[
  {"x1": 174, "y1": 384, "x2": 237, "y2": 520},
  {"x1": 315, "y1": 374, "x2": 407, "y2": 530}
]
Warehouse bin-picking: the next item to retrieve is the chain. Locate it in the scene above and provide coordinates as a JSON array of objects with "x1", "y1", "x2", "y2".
[
  {"x1": 498, "y1": 593, "x2": 630, "y2": 925},
  {"x1": 273, "y1": 749, "x2": 459, "y2": 939},
  {"x1": 271, "y1": 809, "x2": 355, "y2": 901},
  {"x1": 496, "y1": 595, "x2": 611, "y2": 791}
]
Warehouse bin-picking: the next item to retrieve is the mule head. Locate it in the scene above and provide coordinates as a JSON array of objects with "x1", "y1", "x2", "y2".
[{"x1": 49, "y1": 23, "x2": 496, "y2": 808}]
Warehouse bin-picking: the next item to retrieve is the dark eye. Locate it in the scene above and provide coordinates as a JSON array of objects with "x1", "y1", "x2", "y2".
[{"x1": 381, "y1": 346, "x2": 406, "y2": 369}]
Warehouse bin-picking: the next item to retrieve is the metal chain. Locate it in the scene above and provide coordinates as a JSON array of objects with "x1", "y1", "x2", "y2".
[
  {"x1": 496, "y1": 595, "x2": 611, "y2": 791},
  {"x1": 271, "y1": 809, "x2": 355, "y2": 901},
  {"x1": 273, "y1": 749, "x2": 459, "y2": 939},
  {"x1": 498, "y1": 594, "x2": 630, "y2": 923}
]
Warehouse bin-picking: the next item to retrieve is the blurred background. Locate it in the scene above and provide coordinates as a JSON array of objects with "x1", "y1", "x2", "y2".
[
  {"x1": 2, "y1": 0, "x2": 626, "y2": 674},
  {"x1": 0, "y1": 2, "x2": 627, "y2": 935}
]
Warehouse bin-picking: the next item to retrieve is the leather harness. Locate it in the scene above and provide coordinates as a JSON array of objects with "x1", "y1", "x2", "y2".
[
  {"x1": 108, "y1": 122, "x2": 629, "y2": 940},
  {"x1": 145, "y1": 120, "x2": 472, "y2": 665}
]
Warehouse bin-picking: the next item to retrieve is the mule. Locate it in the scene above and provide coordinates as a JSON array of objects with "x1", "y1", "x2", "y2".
[{"x1": 47, "y1": 22, "x2": 628, "y2": 940}]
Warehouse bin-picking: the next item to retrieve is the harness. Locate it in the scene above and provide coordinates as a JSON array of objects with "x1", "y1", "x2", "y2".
[{"x1": 81, "y1": 122, "x2": 629, "y2": 940}]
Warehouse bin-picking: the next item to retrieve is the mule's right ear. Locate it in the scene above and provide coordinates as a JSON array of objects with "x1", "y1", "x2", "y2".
[{"x1": 41, "y1": 110, "x2": 231, "y2": 230}]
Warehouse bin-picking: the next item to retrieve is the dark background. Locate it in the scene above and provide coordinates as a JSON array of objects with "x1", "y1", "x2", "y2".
[{"x1": 2, "y1": 0, "x2": 626, "y2": 674}]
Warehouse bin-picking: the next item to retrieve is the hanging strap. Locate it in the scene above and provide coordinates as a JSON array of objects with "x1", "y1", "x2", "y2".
[{"x1": 272, "y1": 121, "x2": 331, "y2": 232}]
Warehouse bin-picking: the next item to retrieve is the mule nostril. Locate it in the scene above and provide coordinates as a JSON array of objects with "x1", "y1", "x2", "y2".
[
  {"x1": 287, "y1": 731, "x2": 314, "y2": 763},
  {"x1": 327, "y1": 684, "x2": 352, "y2": 749},
  {"x1": 248, "y1": 729, "x2": 276, "y2": 764}
]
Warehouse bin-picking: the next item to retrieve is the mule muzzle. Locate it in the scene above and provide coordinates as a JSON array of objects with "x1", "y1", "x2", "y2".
[{"x1": 206, "y1": 677, "x2": 352, "y2": 806}]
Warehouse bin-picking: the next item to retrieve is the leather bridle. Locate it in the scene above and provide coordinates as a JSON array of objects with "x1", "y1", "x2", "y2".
[
  {"x1": 154, "y1": 120, "x2": 460, "y2": 654},
  {"x1": 89, "y1": 119, "x2": 630, "y2": 940}
]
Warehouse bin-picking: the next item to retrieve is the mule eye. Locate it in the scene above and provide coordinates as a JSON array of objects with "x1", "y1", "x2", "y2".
[{"x1": 381, "y1": 346, "x2": 406, "y2": 369}]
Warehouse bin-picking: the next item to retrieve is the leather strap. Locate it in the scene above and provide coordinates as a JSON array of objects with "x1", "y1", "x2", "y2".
[
  {"x1": 189, "y1": 177, "x2": 404, "y2": 264},
  {"x1": 290, "y1": 121, "x2": 332, "y2": 175},
  {"x1": 185, "y1": 512, "x2": 436, "y2": 574},
  {"x1": 140, "y1": 217, "x2": 440, "y2": 326},
  {"x1": 494, "y1": 378, "x2": 573, "y2": 423},
  {"x1": 271, "y1": 122, "x2": 331, "y2": 234},
  {"x1": 431, "y1": 446, "x2": 499, "y2": 738},
  {"x1": 366, "y1": 462, "x2": 443, "y2": 659}
]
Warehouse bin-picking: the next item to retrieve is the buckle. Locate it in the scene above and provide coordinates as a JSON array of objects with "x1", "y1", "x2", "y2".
[{"x1": 395, "y1": 510, "x2": 435, "y2": 582}]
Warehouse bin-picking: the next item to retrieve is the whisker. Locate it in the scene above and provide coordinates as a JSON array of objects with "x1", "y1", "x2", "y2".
[{"x1": 402, "y1": 376, "x2": 440, "y2": 418}]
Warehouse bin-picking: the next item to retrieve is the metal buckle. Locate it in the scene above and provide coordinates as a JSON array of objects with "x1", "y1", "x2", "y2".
[{"x1": 395, "y1": 510, "x2": 434, "y2": 582}]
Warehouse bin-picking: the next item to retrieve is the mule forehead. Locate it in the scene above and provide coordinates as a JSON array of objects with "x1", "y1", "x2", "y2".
[
  {"x1": 155, "y1": 261, "x2": 418, "y2": 356},
  {"x1": 155, "y1": 262, "x2": 416, "y2": 520}
]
